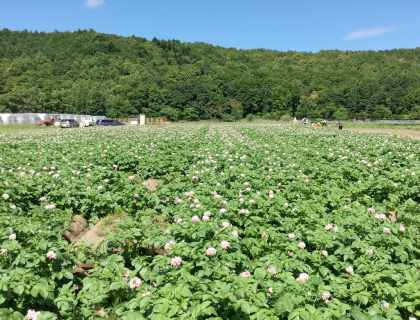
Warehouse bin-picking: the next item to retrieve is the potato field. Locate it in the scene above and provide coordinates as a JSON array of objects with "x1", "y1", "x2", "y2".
[{"x1": 1, "y1": 124, "x2": 420, "y2": 320}]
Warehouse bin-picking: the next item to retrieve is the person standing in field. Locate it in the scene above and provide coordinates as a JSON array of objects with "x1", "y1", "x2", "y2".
[
  {"x1": 337, "y1": 122, "x2": 343, "y2": 130},
  {"x1": 322, "y1": 120, "x2": 327, "y2": 127},
  {"x1": 293, "y1": 117, "x2": 298, "y2": 125},
  {"x1": 302, "y1": 117, "x2": 307, "y2": 125}
]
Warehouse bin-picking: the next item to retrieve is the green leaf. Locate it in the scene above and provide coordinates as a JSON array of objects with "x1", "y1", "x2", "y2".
[
  {"x1": 305, "y1": 304, "x2": 317, "y2": 314},
  {"x1": 121, "y1": 311, "x2": 146, "y2": 320},
  {"x1": 139, "y1": 296, "x2": 151, "y2": 309},
  {"x1": 154, "y1": 302, "x2": 169, "y2": 314},
  {"x1": 319, "y1": 266, "x2": 329, "y2": 277},
  {"x1": 358, "y1": 293, "x2": 370, "y2": 305},
  {"x1": 202, "y1": 306, "x2": 217, "y2": 316},
  {"x1": 299, "y1": 310, "x2": 311, "y2": 320},
  {"x1": 13, "y1": 285, "x2": 24, "y2": 296},
  {"x1": 156, "y1": 275, "x2": 164, "y2": 286},
  {"x1": 40, "y1": 288, "x2": 49, "y2": 299},
  {"x1": 180, "y1": 286, "x2": 192, "y2": 298},
  {"x1": 274, "y1": 294, "x2": 295, "y2": 315},
  {"x1": 240, "y1": 301, "x2": 251, "y2": 315},
  {"x1": 110, "y1": 282, "x2": 123, "y2": 290}
]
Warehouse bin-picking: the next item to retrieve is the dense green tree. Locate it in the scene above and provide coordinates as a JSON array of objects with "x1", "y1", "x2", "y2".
[
  {"x1": 333, "y1": 106, "x2": 350, "y2": 120},
  {"x1": 161, "y1": 106, "x2": 180, "y2": 121},
  {"x1": 371, "y1": 104, "x2": 393, "y2": 119},
  {"x1": 229, "y1": 99, "x2": 244, "y2": 121},
  {"x1": 0, "y1": 29, "x2": 420, "y2": 119}
]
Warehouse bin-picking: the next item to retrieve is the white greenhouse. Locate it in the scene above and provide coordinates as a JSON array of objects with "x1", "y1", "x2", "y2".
[{"x1": 0, "y1": 113, "x2": 106, "y2": 125}]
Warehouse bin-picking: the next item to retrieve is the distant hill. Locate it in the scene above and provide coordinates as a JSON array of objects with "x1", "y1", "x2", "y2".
[{"x1": 1, "y1": 28, "x2": 420, "y2": 120}]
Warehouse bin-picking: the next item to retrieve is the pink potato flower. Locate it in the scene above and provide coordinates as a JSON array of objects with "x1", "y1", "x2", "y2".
[
  {"x1": 322, "y1": 291, "x2": 331, "y2": 303},
  {"x1": 345, "y1": 266, "x2": 354, "y2": 275},
  {"x1": 129, "y1": 277, "x2": 142, "y2": 290},
  {"x1": 222, "y1": 222, "x2": 230, "y2": 228},
  {"x1": 142, "y1": 291, "x2": 151, "y2": 297},
  {"x1": 170, "y1": 257, "x2": 182, "y2": 267},
  {"x1": 206, "y1": 247, "x2": 217, "y2": 256},
  {"x1": 27, "y1": 310, "x2": 42, "y2": 320},
  {"x1": 220, "y1": 241, "x2": 231, "y2": 249},
  {"x1": 267, "y1": 267, "x2": 277, "y2": 275},
  {"x1": 296, "y1": 273, "x2": 309, "y2": 283},
  {"x1": 239, "y1": 271, "x2": 251, "y2": 278},
  {"x1": 46, "y1": 251, "x2": 57, "y2": 259},
  {"x1": 383, "y1": 228, "x2": 391, "y2": 234},
  {"x1": 365, "y1": 249, "x2": 373, "y2": 255}
]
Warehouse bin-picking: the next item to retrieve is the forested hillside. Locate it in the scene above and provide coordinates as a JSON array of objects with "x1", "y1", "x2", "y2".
[{"x1": 1, "y1": 28, "x2": 420, "y2": 120}]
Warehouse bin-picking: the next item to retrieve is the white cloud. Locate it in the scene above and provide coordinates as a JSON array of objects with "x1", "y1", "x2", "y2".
[
  {"x1": 344, "y1": 26, "x2": 401, "y2": 40},
  {"x1": 83, "y1": 0, "x2": 105, "y2": 9}
]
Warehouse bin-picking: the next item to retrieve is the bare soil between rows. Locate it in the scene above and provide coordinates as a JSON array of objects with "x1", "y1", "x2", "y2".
[{"x1": 344, "y1": 127, "x2": 420, "y2": 138}]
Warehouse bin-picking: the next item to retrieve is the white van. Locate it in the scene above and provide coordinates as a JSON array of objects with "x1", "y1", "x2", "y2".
[{"x1": 81, "y1": 117, "x2": 94, "y2": 127}]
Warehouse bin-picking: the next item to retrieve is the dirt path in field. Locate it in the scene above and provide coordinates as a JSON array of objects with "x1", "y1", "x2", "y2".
[
  {"x1": 344, "y1": 128, "x2": 420, "y2": 139},
  {"x1": 145, "y1": 178, "x2": 160, "y2": 191},
  {"x1": 76, "y1": 217, "x2": 121, "y2": 246}
]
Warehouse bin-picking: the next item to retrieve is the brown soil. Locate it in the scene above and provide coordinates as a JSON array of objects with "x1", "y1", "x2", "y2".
[
  {"x1": 64, "y1": 215, "x2": 89, "y2": 243},
  {"x1": 72, "y1": 265, "x2": 89, "y2": 278},
  {"x1": 97, "y1": 308, "x2": 106, "y2": 316},
  {"x1": 76, "y1": 217, "x2": 120, "y2": 247},
  {"x1": 344, "y1": 128, "x2": 420, "y2": 139},
  {"x1": 388, "y1": 211, "x2": 399, "y2": 223},
  {"x1": 68, "y1": 217, "x2": 122, "y2": 280},
  {"x1": 145, "y1": 178, "x2": 161, "y2": 191}
]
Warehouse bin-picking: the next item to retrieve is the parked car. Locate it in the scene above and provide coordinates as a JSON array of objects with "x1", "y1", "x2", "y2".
[
  {"x1": 60, "y1": 119, "x2": 79, "y2": 128},
  {"x1": 130, "y1": 118, "x2": 139, "y2": 125},
  {"x1": 81, "y1": 116, "x2": 94, "y2": 127},
  {"x1": 96, "y1": 119, "x2": 126, "y2": 126}
]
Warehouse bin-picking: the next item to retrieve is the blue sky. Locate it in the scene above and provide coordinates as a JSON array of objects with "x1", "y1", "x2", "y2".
[{"x1": 0, "y1": 0, "x2": 419, "y2": 52}]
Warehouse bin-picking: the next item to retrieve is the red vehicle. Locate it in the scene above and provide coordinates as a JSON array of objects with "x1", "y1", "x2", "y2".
[{"x1": 37, "y1": 115, "x2": 61, "y2": 126}]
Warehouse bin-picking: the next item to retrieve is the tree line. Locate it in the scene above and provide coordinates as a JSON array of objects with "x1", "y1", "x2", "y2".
[{"x1": 1, "y1": 28, "x2": 420, "y2": 120}]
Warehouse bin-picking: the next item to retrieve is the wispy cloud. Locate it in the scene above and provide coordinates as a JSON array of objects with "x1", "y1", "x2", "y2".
[
  {"x1": 83, "y1": 0, "x2": 105, "y2": 9},
  {"x1": 344, "y1": 26, "x2": 402, "y2": 40}
]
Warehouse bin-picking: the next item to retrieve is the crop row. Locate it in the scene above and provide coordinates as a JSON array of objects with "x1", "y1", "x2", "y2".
[{"x1": 0, "y1": 124, "x2": 419, "y2": 319}]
